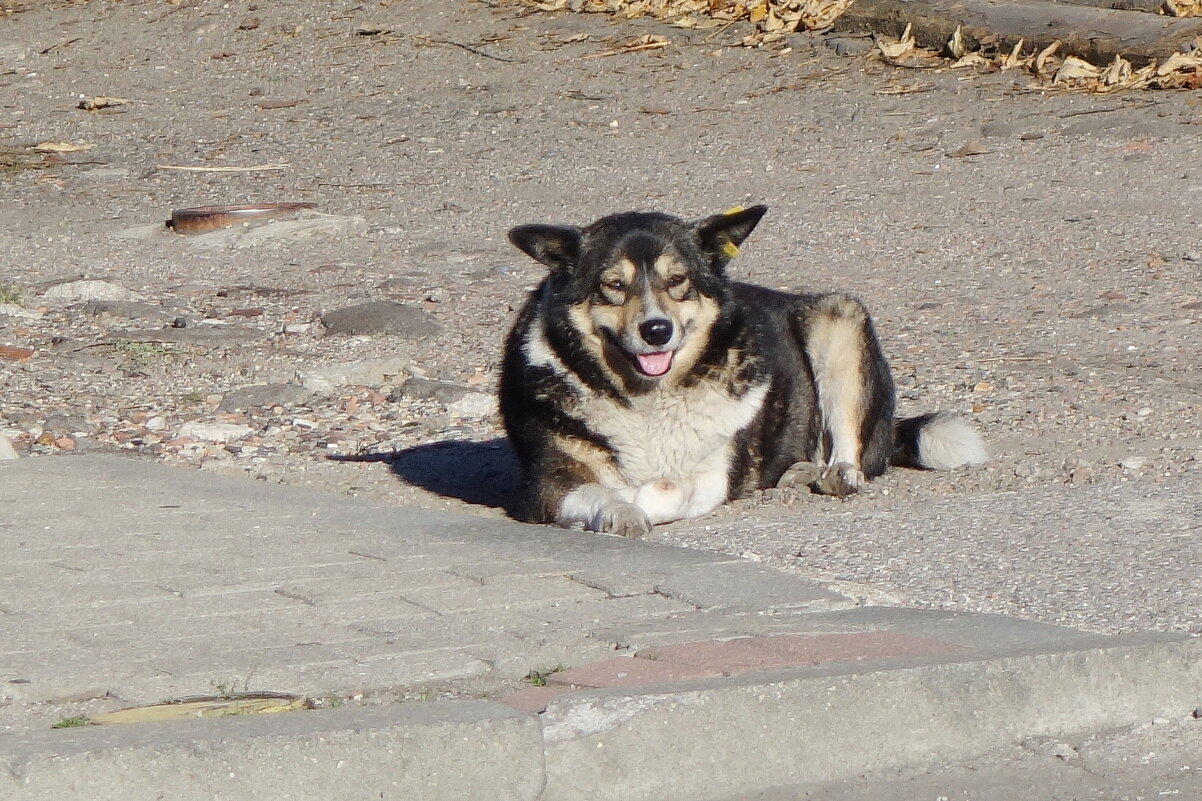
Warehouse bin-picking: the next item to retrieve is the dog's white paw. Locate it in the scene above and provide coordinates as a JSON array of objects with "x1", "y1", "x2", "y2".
[
  {"x1": 813, "y1": 462, "x2": 864, "y2": 498},
  {"x1": 777, "y1": 461, "x2": 824, "y2": 490},
  {"x1": 591, "y1": 502, "x2": 652, "y2": 539}
]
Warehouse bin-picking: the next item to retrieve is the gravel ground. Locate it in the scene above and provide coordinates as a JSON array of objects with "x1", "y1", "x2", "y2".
[{"x1": 2, "y1": 0, "x2": 1200, "y2": 634}]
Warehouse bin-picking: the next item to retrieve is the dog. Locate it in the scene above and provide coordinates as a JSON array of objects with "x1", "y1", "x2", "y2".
[{"x1": 499, "y1": 205, "x2": 987, "y2": 538}]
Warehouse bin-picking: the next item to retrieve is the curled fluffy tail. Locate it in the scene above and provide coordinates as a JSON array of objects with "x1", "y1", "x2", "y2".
[{"x1": 893, "y1": 412, "x2": 988, "y2": 470}]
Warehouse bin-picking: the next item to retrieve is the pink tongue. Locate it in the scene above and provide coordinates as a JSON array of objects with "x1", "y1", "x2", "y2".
[{"x1": 636, "y1": 351, "x2": 673, "y2": 376}]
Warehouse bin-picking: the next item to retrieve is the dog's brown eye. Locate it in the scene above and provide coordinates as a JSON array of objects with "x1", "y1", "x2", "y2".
[
  {"x1": 666, "y1": 275, "x2": 687, "y2": 288},
  {"x1": 604, "y1": 279, "x2": 626, "y2": 293}
]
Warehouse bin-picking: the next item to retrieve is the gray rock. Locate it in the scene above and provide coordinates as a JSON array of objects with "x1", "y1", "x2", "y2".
[
  {"x1": 178, "y1": 422, "x2": 254, "y2": 443},
  {"x1": 42, "y1": 414, "x2": 91, "y2": 435},
  {"x1": 43, "y1": 280, "x2": 135, "y2": 303},
  {"x1": 83, "y1": 300, "x2": 175, "y2": 322},
  {"x1": 823, "y1": 36, "x2": 873, "y2": 57},
  {"x1": 297, "y1": 358, "x2": 412, "y2": 392},
  {"x1": 391, "y1": 377, "x2": 470, "y2": 404},
  {"x1": 0, "y1": 303, "x2": 41, "y2": 320},
  {"x1": 447, "y1": 392, "x2": 496, "y2": 419},
  {"x1": 218, "y1": 383, "x2": 316, "y2": 412},
  {"x1": 320, "y1": 301, "x2": 440, "y2": 338},
  {"x1": 102, "y1": 325, "x2": 265, "y2": 346}
]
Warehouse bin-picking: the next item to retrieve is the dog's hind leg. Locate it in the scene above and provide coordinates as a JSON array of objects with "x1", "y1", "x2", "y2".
[{"x1": 803, "y1": 294, "x2": 894, "y2": 497}]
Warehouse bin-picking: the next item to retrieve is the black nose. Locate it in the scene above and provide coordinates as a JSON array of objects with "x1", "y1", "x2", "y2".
[{"x1": 639, "y1": 318, "x2": 673, "y2": 347}]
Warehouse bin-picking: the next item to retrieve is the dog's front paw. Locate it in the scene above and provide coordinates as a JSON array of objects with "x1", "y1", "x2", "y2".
[
  {"x1": 813, "y1": 462, "x2": 865, "y2": 498},
  {"x1": 592, "y1": 502, "x2": 652, "y2": 539},
  {"x1": 777, "y1": 461, "x2": 824, "y2": 490}
]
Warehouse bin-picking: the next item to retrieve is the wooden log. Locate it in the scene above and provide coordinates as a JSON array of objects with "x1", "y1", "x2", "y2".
[
  {"x1": 832, "y1": 0, "x2": 1202, "y2": 65},
  {"x1": 1043, "y1": 0, "x2": 1166, "y2": 13}
]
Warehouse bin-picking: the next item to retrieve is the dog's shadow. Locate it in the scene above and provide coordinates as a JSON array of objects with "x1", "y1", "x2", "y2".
[{"x1": 330, "y1": 438, "x2": 520, "y2": 514}]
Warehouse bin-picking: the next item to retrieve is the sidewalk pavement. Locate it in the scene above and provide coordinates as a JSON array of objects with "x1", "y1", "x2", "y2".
[{"x1": 1, "y1": 454, "x2": 1199, "y2": 801}]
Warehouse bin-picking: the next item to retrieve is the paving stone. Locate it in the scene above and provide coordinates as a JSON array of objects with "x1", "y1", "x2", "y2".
[
  {"x1": 755, "y1": 631, "x2": 967, "y2": 663},
  {"x1": 635, "y1": 638, "x2": 818, "y2": 675}
]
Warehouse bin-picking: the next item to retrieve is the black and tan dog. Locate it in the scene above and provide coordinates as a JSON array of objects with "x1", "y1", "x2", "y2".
[{"x1": 500, "y1": 205, "x2": 986, "y2": 538}]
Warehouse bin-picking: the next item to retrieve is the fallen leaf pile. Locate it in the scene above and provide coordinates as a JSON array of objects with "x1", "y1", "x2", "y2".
[
  {"x1": 520, "y1": 0, "x2": 853, "y2": 44},
  {"x1": 876, "y1": 25, "x2": 1202, "y2": 93},
  {"x1": 519, "y1": 0, "x2": 1202, "y2": 92}
]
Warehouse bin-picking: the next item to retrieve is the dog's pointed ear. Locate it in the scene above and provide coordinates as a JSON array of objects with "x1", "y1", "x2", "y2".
[
  {"x1": 695, "y1": 205, "x2": 768, "y2": 264},
  {"x1": 508, "y1": 224, "x2": 583, "y2": 271}
]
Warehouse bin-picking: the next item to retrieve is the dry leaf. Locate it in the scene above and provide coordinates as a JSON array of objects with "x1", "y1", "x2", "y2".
[
  {"x1": 798, "y1": 0, "x2": 854, "y2": 30},
  {"x1": 876, "y1": 23, "x2": 915, "y2": 59},
  {"x1": 1054, "y1": 56, "x2": 1101, "y2": 84},
  {"x1": 78, "y1": 96, "x2": 130, "y2": 111},
  {"x1": 1001, "y1": 38, "x2": 1026, "y2": 71},
  {"x1": 945, "y1": 25, "x2": 965, "y2": 59},
  {"x1": 583, "y1": 33, "x2": 669, "y2": 58},
  {"x1": 1034, "y1": 40, "x2": 1061, "y2": 76},
  {"x1": 949, "y1": 140, "x2": 992, "y2": 158},
  {"x1": 1101, "y1": 55, "x2": 1131, "y2": 86},
  {"x1": 874, "y1": 82, "x2": 934, "y2": 95},
  {"x1": 33, "y1": 141, "x2": 94, "y2": 152},
  {"x1": 1157, "y1": 51, "x2": 1202, "y2": 75},
  {"x1": 950, "y1": 52, "x2": 990, "y2": 69}
]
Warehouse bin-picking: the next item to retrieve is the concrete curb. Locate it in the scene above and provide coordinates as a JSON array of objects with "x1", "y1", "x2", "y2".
[
  {"x1": 6, "y1": 635, "x2": 1199, "y2": 801},
  {"x1": 2, "y1": 701, "x2": 545, "y2": 801},
  {"x1": 539, "y1": 636, "x2": 1202, "y2": 801}
]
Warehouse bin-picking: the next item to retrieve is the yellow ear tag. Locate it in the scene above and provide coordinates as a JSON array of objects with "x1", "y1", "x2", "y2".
[
  {"x1": 722, "y1": 205, "x2": 746, "y2": 215},
  {"x1": 720, "y1": 239, "x2": 741, "y2": 258}
]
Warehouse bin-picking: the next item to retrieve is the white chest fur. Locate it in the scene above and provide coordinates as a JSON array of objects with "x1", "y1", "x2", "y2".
[{"x1": 578, "y1": 380, "x2": 769, "y2": 486}]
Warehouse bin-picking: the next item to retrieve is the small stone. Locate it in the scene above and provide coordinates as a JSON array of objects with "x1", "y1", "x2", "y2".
[
  {"x1": 320, "y1": 301, "x2": 440, "y2": 338},
  {"x1": 43, "y1": 279, "x2": 135, "y2": 302},
  {"x1": 177, "y1": 422, "x2": 254, "y2": 443},
  {"x1": 0, "y1": 303, "x2": 42, "y2": 320},
  {"x1": 390, "y1": 377, "x2": 470, "y2": 404},
  {"x1": 0, "y1": 345, "x2": 34, "y2": 361},
  {"x1": 145, "y1": 415, "x2": 167, "y2": 431},
  {"x1": 82, "y1": 300, "x2": 174, "y2": 322},
  {"x1": 297, "y1": 358, "x2": 411, "y2": 391},
  {"x1": 219, "y1": 383, "x2": 314, "y2": 412},
  {"x1": 1120, "y1": 457, "x2": 1147, "y2": 470},
  {"x1": 824, "y1": 36, "x2": 874, "y2": 57},
  {"x1": 447, "y1": 392, "x2": 495, "y2": 419}
]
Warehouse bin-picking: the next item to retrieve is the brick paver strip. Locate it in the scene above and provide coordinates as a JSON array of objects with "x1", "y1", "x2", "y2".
[
  {"x1": 549, "y1": 655, "x2": 723, "y2": 688},
  {"x1": 498, "y1": 685, "x2": 573, "y2": 714}
]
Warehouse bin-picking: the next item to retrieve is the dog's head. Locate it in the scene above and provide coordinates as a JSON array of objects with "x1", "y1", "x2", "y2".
[{"x1": 508, "y1": 205, "x2": 766, "y2": 384}]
